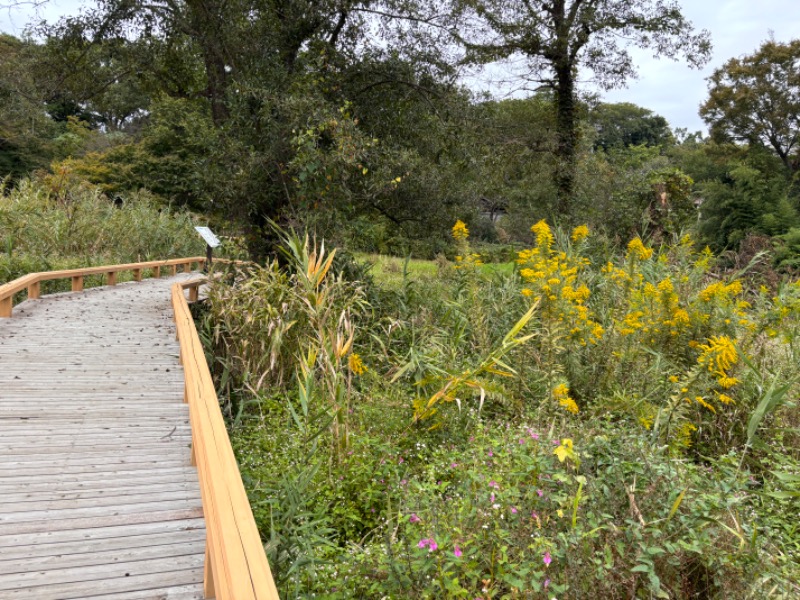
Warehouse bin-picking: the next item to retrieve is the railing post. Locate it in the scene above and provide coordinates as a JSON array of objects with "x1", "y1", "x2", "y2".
[
  {"x1": 71, "y1": 276, "x2": 84, "y2": 292},
  {"x1": 171, "y1": 265, "x2": 178, "y2": 276},
  {"x1": 183, "y1": 262, "x2": 192, "y2": 274},
  {"x1": 133, "y1": 268, "x2": 142, "y2": 282},
  {"x1": 0, "y1": 296, "x2": 11, "y2": 318},
  {"x1": 189, "y1": 285, "x2": 199, "y2": 303},
  {"x1": 27, "y1": 281, "x2": 41, "y2": 300},
  {"x1": 107, "y1": 272, "x2": 117, "y2": 286},
  {"x1": 204, "y1": 542, "x2": 216, "y2": 599},
  {"x1": 153, "y1": 266, "x2": 161, "y2": 279}
]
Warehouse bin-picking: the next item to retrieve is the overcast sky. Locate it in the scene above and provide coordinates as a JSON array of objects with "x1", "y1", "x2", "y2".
[{"x1": 3, "y1": 1, "x2": 799, "y2": 134}]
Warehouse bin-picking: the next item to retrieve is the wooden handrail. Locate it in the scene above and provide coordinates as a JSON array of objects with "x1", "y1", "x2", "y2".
[
  {"x1": 173, "y1": 279, "x2": 280, "y2": 600},
  {"x1": 0, "y1": 259, "x2": 279, "y2": 598},
  {"x1": 0, "y1": 257, "x2": 206, "y2": 318}
]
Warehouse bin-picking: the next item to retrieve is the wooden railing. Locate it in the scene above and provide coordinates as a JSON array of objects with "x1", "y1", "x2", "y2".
[
  {"x1": 0, "y1": 258, "x2": 280, "y2": 599},
  {"x1": 0, "y1": 257, "x2": 206, "y2": 318},
  {"x1": 173, "y1": 278, "x2": 280, "y2": 600}
]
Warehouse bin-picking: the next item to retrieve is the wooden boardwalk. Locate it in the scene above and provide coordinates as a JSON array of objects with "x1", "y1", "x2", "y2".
[{"x1": 0, "y1": 275, "x2": 206, "y2": 599}]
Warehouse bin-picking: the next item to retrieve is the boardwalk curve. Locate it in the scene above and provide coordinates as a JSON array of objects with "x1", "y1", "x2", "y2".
[{"x1": 0, "y1": 275, "x2": 206, "y2": 599}]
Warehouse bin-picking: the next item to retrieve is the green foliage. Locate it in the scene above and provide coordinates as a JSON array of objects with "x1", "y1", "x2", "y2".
[
  {"x1": 590, "y1": 102, "x2": 675, "y2": 152},
  {"x1": 701, "y1": 38, "x2": 800, "y2": 175},
  {"x1": 198, "y1": 224, "x2": 800, "y2": 598},
  {"x1": 0, "y1": 176, "x2": 203, "y2": 287},
  {"x1": 698, "y1": 162, "x2": 799, "y2": 252}
]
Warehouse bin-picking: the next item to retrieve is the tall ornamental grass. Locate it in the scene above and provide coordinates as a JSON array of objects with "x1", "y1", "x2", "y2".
[{"x1": 0, "y1": 175, "x2": 204, "y2": 289}]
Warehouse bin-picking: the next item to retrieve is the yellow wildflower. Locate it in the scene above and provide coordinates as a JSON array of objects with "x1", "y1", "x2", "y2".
[
  {"x1": 348, "y1": 353, "x2": 367, "y2": 375},
  {"x1": 627, "y1": 237, "x2": 654, "y2": 261},
  {"x1": 553, "y1": 384, "x2": 579, "y2": 414},
  {"x1": 695, "y1": 396, "x2": 716, "y2": 413},
  {"x1": 451, "y1": 220, "x2": 469, "y2": 241},
  {"x1": 716, "y1": 393, "x2": 734, "y2": 405},
  {"x1": 531, "y1": 220, "x2": 554, "y2": 250},
  {"x1": 571, "y1": 225, "x2": 589, "y2": 242}
]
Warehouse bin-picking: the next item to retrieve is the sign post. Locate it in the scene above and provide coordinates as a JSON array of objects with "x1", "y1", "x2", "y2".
[{"x1": 194, "y1": 226, "x2": 221, "y2": 272}]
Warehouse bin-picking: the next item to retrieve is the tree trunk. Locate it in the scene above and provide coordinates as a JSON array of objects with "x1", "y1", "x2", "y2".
[
  {"x1": 184, "y1": 0, "x2": 230, "y2": 126},
  {"x1": 554, "y1": 64, "x2": 577, "y2": 218}
]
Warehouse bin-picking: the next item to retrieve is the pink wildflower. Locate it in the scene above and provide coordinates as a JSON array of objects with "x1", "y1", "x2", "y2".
[
  {"x1": 544, "y1": 578, "x2": 551, "y2": 589},
  {"x1": 418, "y1": 538, "x2": 429, "y2": 548},
  {"x1": 490, "y1": 492, "x2": 495, "y2": 503},
  {"x1": 489, "y1": 481, "x2": 499, "y2": 488},
  {"x1": 510, "y1": 507, "x2": 518, "y2": 514},
  {"x1": 409, "y1": 514, "x2": 420, "y2": 523},
  {"x1": 428, "y1": 539, "x2": 438, "y2": 552},
  {"x1": 537, "y1": 489, "x2": 543, "y2": 497},
  {"x1": 488, "y1": 450, "x2": 494, "y2": 457},
  {"x1": 543, "y1": 551, "x2": 552, "y2": 566},
  {"x1": 454, "y1": 544, "x2": 462, "y2": 558}
]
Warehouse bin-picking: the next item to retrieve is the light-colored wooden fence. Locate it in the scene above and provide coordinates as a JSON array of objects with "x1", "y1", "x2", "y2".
[
  {"x1": 0, "y1": 257, "x2": 206, "y2": 318},
  {"x1": 0, "y1": 259, "x2": 280, "y2": 599}
]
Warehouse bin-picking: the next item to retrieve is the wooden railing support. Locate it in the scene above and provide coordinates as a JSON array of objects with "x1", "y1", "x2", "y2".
[
  {"x1": 153, "y1": 266, "x2": 161, "y2": 279},
  {"x1": 71, "y1": 276, "x2": 84, "y2": 292},
  {"x1": 133, "y1": 268, "x2": 143, "y2": 282},
  {"x1": 107, "y1": 272, "x2": 117, "y2": 286},
  {"x1": 27, "y1": 281, "x2": 41, "y2": 300},
  {"x1": 0, "y1": 296, "x2": 11, "y2": 318}
]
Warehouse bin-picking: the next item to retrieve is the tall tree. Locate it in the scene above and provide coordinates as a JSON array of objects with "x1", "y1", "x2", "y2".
[
  {"x1": 451, "y1": 0, "x2": 711, "y2": 217},
  {"x1": 700, "y1": 38, "x2": 800, "y2": 177}
]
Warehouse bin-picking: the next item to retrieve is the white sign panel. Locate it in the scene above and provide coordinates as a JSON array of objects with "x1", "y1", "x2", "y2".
[{"x1": 195, "y1": 226, "x2": 221, "y2": 248}]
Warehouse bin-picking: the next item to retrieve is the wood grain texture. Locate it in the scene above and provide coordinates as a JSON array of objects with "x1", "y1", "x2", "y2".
[
  {"x1": 173, "y1": 280, "x2": 280, "y2": 600},
  {"x1": 0, "y1": 275, "x2": 208, "y2": 599}
]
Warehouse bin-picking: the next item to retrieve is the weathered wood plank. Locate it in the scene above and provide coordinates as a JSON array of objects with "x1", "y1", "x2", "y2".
[
  {"x1": 0, "y1": 527, "x2": 205, "y2": 562},
  {"x1": 0, "y1": 554, "x2": 204, "y2": 591},
  {"x1": 0, "y1": 539, "x2": 206, "y2": 575},
  {"x1": 1, "y1": 569, "x2": 205, "y2": 600},
  {"x1": 0, "y1": 275, "x2": 207, "y2": 597},
  {"x1": 0, "y1": 517, "x2": 205, "y2": 549}
]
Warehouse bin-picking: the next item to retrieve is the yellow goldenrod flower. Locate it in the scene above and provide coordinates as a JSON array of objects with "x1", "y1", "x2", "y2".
[
  {"x1": 348, "y1": 353, "x2": 367, "y2": 375},
  {"x1": 695, "y1": 396, "x2": 716, "y2": 413},
  {"x1": 451, "y1": 220, "x2": 469, "y2": 241},
  {"x1": 531, "y1": 220, "x2": 554, "y2": 250},
  {"x1": 716, "y1": 392, "x2": 734, "y2": 405},
  {"x1": 627, "y1": 237, "x2": 654, "y2": 261},
  {"x1": 571, "y1": 225, "x2": 589, "y2": 242},
  {"x1": 553, "y1": 384, "x2": 579, "y2": 414}
]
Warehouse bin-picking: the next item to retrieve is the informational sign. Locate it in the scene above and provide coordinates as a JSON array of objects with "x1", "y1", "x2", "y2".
[{"x1": 195, "y1": 226, "x2": 221, "y2": 248}]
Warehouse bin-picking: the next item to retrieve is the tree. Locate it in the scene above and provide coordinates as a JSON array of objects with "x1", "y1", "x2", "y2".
[
  {"x1": 0, "y1": 34, "x2": 59, "y2": 177},
  {"x1": 451, "y1": 0, "x2": 711, "y2": 217},
  {"x1": 590, "y1": 102, "x2": 673, "y2": 151},
  {"x1": 700, "y1": 38, "x2": 800, "y2": 177}
]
